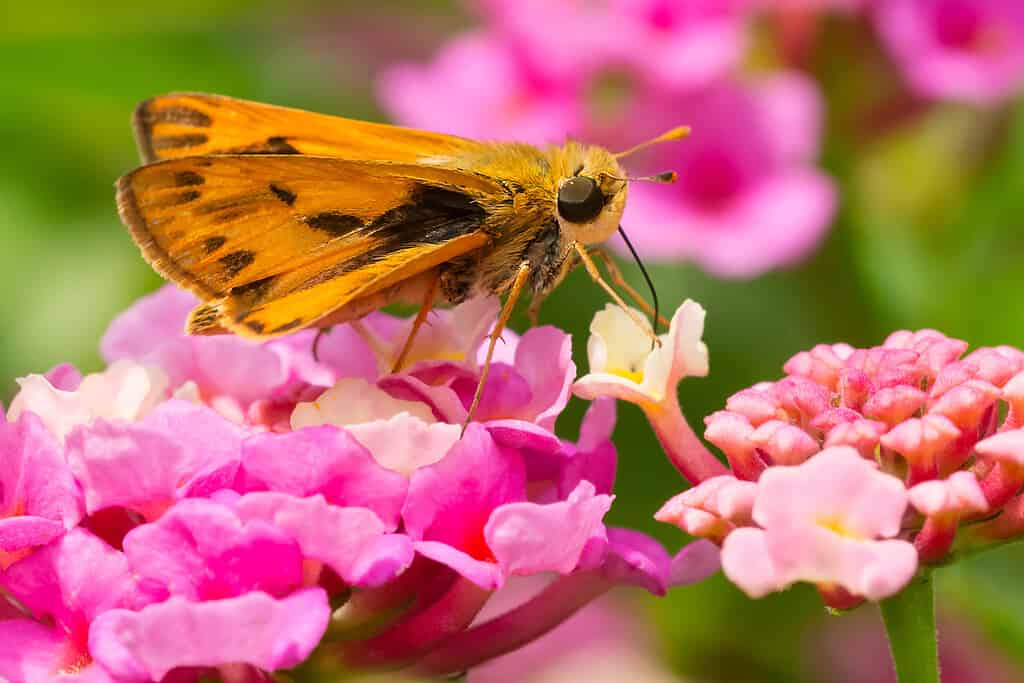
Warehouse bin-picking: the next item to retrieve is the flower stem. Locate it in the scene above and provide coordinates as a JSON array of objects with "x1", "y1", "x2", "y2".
[
  {"x1": 414, "y1": 571, "x2": 613, "y2": 677},
  {"x1": 880, "y1": 572, "x2": 939, "y2": 683},
  {"x1": 647, "y1": 393, "x2": 728, "y2": 485}
]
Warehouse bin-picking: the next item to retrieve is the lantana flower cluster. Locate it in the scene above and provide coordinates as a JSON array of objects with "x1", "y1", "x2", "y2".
[
  {"x1": 375, "y1": 0, "x2": 1024, "y2": 278},
  {"x1": 612, "y1": 304, "x2": 1024, "y2": 608},
  {"x1": 0, "y1": 286, "x2": 718, "y2": 683}
]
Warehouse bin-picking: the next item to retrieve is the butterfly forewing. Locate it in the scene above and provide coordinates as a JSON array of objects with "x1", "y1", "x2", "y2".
[
  {"x1": 133, "y1": 93, "x2": 481, "y2": 164},
  {"x1": 117, "y1": 155, "x2": 502, "y2": 337}
]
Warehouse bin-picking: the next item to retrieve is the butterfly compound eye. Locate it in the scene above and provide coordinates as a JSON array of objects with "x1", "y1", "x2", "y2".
[{"x1": 557, "y1": 176, "x2": 605, "y2": 224}]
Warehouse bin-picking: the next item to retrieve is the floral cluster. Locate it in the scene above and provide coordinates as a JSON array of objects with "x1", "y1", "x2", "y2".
[
  {"x1": 0, "y1": 286, "x2": 718, "y2": 683},
  {"x1": 633, "y1": 309, "x2": 1024, "y2": 608},
  {"x1": 376, "y1": 0, "x2": 1024, "y2": 278}
]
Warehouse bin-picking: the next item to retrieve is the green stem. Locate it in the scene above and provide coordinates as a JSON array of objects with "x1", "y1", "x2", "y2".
[{"x1": 880, "y1": 572, "x2": 939, "y2": 683}]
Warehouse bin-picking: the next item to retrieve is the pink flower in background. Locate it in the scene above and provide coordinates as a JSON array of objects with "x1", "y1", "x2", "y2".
[
  {"x1": 379, "y1": 31, "x2": 581, "y2": 144},
  {"x1": 650, "y1": 321, "x2": 1024, "y2": 606},
  {"x1": 876, "y1": 0, "x2": 1024, "y2": 104},
  {"x1": 474, "y1": 0, "x2": 748, "y2": 92},
  {"x1": 624, "y1": 74, "x2": 836, "y2": 277},
  {"x1": 0, "y1": 286, "x2": 717, "y2": 681}
]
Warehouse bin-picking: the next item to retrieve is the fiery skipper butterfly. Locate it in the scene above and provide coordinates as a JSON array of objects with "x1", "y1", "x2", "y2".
[{"x1": 116, "y1": 93, "x2": 686, "y2": 422}]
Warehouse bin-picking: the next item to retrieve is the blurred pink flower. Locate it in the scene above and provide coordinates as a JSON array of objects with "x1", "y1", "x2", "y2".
[
  {"x1": 0, "y1": 286, "x2": 717, "y2": 681},
  {"x1": 875, "y1": 0, "x2": 1024, "y2": 104},
  {"x1": 378, "y1": 31, "x2": 581, "y2": 144},
  {"x1": 624, "y1": 74, "x2": 836, "y2": 277},
  {"x1": 474, "y1": 0, "x2": 748, "y2": 92},
  {"x1": 720, "y1": 447, "x2": 918, "y2": 600}
]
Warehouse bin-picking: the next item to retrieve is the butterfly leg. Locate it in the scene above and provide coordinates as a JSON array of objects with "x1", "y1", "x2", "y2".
[
  {"x1": 391, "y1": 272, "x2": 441, "y2": 373},
  {"x1": 312, "y1": 327, "x2": 332, "y2": 362},
  {"x1": 573, "y1": 243, "x2": 660, "y2": 346},
  {"x1": 588, "y1": 247, "x2": 669, "y2": 328},
  {"x1": 464, "y1": 262, "x2": 531, "y2": 434}
]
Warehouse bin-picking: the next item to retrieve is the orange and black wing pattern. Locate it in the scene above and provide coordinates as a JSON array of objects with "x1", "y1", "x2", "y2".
[
  {"x1": 133, "y1": 93, "x2": 482, "y2": 164},
  {"x1": 117, "y1": 155, "x2": 502, "y2": 338}
]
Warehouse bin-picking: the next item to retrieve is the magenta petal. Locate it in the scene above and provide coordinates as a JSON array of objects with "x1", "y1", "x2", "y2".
[
  {"x1": 100, "y1": 285, "x2": 197, "y2": 364},
  {"x1": 235, "y1": 493, "x2": 414, "y2": 587},
  {"x1": 89, "y1": 589, "x2": 330, "y2": 681},
  {"x1": 403, "y1": 424, "x2": 526, "y2": 546},
  {"x1": 44, "y1": 363, "x2": 83, "y2": 391},
  {"x1": 123, "y1": 499, "x2": 304, "y2": 602},
  {"x1": 0, "y1": 517, "x2": 64, "y2": 552},
  {"x1": 0, "y1": 411, "x2": 82, "y2": 539},
  {"x1": 597, "y1": 527, "x2": 696, "y2": 595},
  {"x1": 486, "y1": 481, "x2": 611, "y2": 576},
  {"x1": 0, "y1": 618, "x2": 115, "y2": 683},
  {"x1": 513, "y1": 326, "x2": 575, "y2": 430},
  {"x1": 559, "y1": 399, "x2": 618, "y2": 497},
  {"x1": 413, "y1": 540, "x2": 503, "y2": 589},
  {"x1": 485, "y1": 419, "x2": 563, "y2": 453},
  {"x1": 2, "y1": 528, "x2": 135, "y2": 625},
  {"x1": 240, "y1": 426, "x2": 408, "y2": 528},
  {"x1": 668, "y1": 539, "x2": 722, "y2": 587},
  {"x1": 66, "y1": 420, "x2": 188, "y2": 516}
]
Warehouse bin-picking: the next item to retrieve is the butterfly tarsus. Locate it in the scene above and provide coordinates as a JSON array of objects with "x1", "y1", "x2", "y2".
[{"x1": 463, "y1": 262, "x2": 531, "y2": 435}]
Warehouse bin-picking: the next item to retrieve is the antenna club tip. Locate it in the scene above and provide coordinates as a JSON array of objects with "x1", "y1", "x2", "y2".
[
  {"x1": 669, "y1": 125, "x2": 691, "y2": 140},
  {"x1": 657, "y1": 171, "x2": 678, "y2": 183}
]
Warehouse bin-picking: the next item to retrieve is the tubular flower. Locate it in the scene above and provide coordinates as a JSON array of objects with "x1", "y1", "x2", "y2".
[
  {"x1": 0, "y1": 285, "x2": 717, "y2": 682},
  {"x1": 635, "y1": 316, "x2": 1024, "y2": 606}
]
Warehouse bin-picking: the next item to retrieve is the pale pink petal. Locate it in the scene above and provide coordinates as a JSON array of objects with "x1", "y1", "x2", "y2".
[
  {"x1": 89, "y1": 589, "x2": 330, "y2": 681},
  {"x1": 908, "y1": 471, "x2": 987, "y2": 517}
]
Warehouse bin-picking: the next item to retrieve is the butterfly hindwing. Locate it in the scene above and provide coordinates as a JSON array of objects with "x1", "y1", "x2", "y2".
[
  {"x1": 117, "y1": 155, "x2": 502, "y2": 337},
  {"x1": 133, "y1": 93, "x2": 481, "y2": 164}
]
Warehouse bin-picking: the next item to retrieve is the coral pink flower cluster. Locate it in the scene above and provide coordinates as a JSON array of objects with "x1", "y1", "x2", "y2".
[
  {"x1": 646, "y1": 320, "x2": 1024, "y2": 607},
  {"x1": 0, "y1": 286, "x2": 718, "y2": 683}
]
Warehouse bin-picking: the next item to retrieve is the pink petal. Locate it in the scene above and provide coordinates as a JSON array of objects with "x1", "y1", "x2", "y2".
[
  {"x1": 486, "y1": 481, "x2": 611, "y2": 577},
  {"x1": 89, "y1": 589, "x2": 330, "y2": 680},
  {"x1": 239, "y1": 426, "x2": 408, "y2": 528},
  {"x1": 122, "y1": 499, "x2": 304, "y2": 602},
  {"x1": 235, "y1": 493, "x2": 414, "y2": 587},
  {"x1": 2, "y1": 528, "x2": 136, "y2": 626},
  {"x1": 403, "y1": 424, "x2": 526, "y2": 549}
]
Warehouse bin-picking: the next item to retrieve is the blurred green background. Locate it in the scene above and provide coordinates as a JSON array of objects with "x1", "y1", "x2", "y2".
[{"x1": 3, "y1": 2, "x2": 1024, "y2": 681}]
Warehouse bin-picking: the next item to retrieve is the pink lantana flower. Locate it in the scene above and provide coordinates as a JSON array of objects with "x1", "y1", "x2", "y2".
[
  {"x1": 1, "y1": 285, "x2": 718, "y2": 681},
  {"x1": 624, "y1": 74, "x2": 836, "y2": 277},
  {"x1": 721, "y1": 447, "x2": 917, "y2": 602},
  {"x1": 875, "y1": 0, "x2": 1024, "y2": 104},
  {"x1": 652, "y1": 323, "x2": 1024, "y2": 607}
]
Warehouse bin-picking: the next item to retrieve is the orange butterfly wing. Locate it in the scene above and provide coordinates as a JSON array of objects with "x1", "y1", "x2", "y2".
[
  {"x1": 133, "y1": 92, "x2": 482, "y2": 164},
  {"x1": 117, "y1": 155, "x2": 501, "y2": 338}
]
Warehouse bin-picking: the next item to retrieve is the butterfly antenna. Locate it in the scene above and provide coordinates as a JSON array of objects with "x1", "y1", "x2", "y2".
[
  {"x1": 613, "y1": 126, "x2": 690, "y2": 161},
  {"x1": 617, "y1": 226, "x2": 661, "y2": 338}
]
